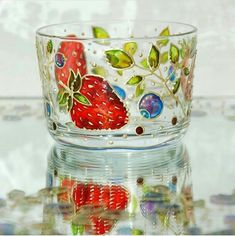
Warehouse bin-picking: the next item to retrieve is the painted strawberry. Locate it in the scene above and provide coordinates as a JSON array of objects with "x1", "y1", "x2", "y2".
[
  {"x1": 55, "y1": 35, "x2": 87, "y2": 87},
  {"x1": 57, "y1": 70, "x2": 128, "y2": 130}
]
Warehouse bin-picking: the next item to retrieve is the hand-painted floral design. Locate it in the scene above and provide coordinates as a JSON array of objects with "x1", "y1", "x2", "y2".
[
  {"x1": 36, "y1": 24, "x2": 197, "y2": 140},
  {"x1": 103, "y1": 26, "x2": 197, "y2": 120}
]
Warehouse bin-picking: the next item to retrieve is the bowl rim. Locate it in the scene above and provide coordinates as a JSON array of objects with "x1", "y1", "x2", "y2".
[{"x1": 36, "y1": 20, "x2": 197, "y2": 41}]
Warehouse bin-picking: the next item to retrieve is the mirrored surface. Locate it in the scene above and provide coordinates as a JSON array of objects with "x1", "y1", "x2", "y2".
[{"x1": 0, "y1": 97, "x2": 235, "y2": 235}]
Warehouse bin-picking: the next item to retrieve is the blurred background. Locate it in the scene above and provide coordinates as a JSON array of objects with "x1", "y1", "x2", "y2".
[{"x1": 0, "y1": 0, "x2": 234, "y2": 97}]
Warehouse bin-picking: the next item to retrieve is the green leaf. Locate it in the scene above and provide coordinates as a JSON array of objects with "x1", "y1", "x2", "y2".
[
  {"x1": 127, "y1": 75, "x2": 143, "y2": 85},
  {"x1": 180, "y1": 48, "x2": 185, "y2": 59},
  {"x1": 60, "y1": 93, "x2": 69, "y2": 106},
  {"x1": 67, "y1": 95, "x2": 73, "y2": 111},
  {"x1": 148, "y1": 45, "x2": 160, "y2": 70},
  {"x1": 68, "y1": 70, "x2": 82, "y2": 91},
  {"x1": 135, "y1": 83, "x2": 145, "y2": 97},
  {"x1": 160, "y1": 51, "x2": 168, "y2": 64},
  {"x1": 173, "y1": 78, "x2": 181, "y2": 94},
  {"x1": 57, "y1": 89, "x2": 65, "y2": 102},
  {"x1": 68, "y1": 70, "x2": 76, "y2": 88},
  {"x1": 183, "y1": 67, "x2": 190, "y2": 76},
  {"x1": 57, "y1": 89, "x2": 69, "y2": 106},
  {"x1": 74, "y1": 92, "x2": 91, "y2": 106},
  {"x1": 170, "y1": 44, "x2": 179, "y2": 64},
  {"x1": 140, "y1": 58, "x2": 149, "y2": 69},
  {"x1": 123, "y1": 42, "x2": 138, "y2": 55},
  {"x1": 117, "y1": 70, "x2": 123, "y2": 76},
  {"x1": 91, "y1": 66, "x2": 106, "y2": 77},
  {"x1": 73, "y1": 73, "x2": 82, "y2": 91},
  {"x1": 47, "y1": 40, "x2": 53, "y2": 54},
  {"x1": 131, "y1": 229, "x2": 144, "y2": 235},
  {"x1": 105, "y1": 50, "x2": 133, "y2": 69},
  {"x1": 157, "y1": 27, "x2": 170, "y2": 47},
  {"x1": 92, "y1": 26, "x2": 110, "y2": 39}
]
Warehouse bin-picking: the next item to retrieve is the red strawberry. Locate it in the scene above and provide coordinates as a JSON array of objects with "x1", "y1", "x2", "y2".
[
  {"x1": 70, "y1": 74, "x2": 128, "y2": 130},
  {"x1": 55, "y1": 35, "x2": 87, "y2": 87},
  {"x1": 90, "y1": 216, "x2": 115, "y2": 235}
]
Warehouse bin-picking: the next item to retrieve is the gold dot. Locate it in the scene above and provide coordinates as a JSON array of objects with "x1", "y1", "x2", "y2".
[
  {"x1": 123, "y1": 134, "x2": 128, "y2": 139},
  {"x1": 92, "y1": 62, "x2": 97, "y2": 67},
  {"x1": 72, "y1": 51, "x2": 77, "y2": 57},
  {"x1": 139, "y1": 52, "x2": 143, "y2": 57},
  {"x1": 109, "y1": 140, "x2": 114, "y2": 145}
]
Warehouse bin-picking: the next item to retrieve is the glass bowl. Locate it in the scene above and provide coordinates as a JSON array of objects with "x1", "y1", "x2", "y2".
[{"x1": 36, "y1": 20, "x2": 197, "y2": 149}]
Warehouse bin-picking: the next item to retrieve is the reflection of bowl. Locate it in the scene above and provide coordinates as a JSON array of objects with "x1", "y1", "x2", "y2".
[
  {"x1": 36, "y1": 21, "x2": 197, "y2": 149},
  {"x1": 42, "y1": 143, "x2": 194, "y2": 234}
]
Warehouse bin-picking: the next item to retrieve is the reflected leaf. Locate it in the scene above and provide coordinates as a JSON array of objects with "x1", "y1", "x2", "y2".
[
  {"x1": 170, "y1": 44, "x2": 179, "y2": 64},
  {"x1": 127, "y1": 76, "x2": 143, "y2": 85},
  {"x1": 105, "y1": 50, "x2": 133, "y2": 69},
  {"x1": 148, "y1": 45, "x2": 160, "y2": 70},
  {"x1": 123, "y1": 42, "x2": 138, "y2": 55}
]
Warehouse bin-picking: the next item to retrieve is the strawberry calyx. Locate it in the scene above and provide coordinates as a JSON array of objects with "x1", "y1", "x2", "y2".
[{"x1": 57, "y1": 69, "x2": 91, "y2": 112}]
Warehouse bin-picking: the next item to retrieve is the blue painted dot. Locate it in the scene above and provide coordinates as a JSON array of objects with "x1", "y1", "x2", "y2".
[
  {"x1": 112, "y1": 85, "x2": 126, "y2": 100},
  {"x1": 55, "y1": 53, "x2": 65, "y2": 68},
  {"x1": 139, "y1": 93, "x2": 163, "y2": 119},
  {"x1": 168, "y1": 65, "x2": 175, "y2": 81},
  {"x1": 45, "y1": 102, "x2": 52, "y2": 117}
]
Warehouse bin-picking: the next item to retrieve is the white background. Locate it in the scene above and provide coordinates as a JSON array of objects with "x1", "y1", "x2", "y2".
[{"x1": 0, "y1": 0, "x2": 235, "y2": 97}]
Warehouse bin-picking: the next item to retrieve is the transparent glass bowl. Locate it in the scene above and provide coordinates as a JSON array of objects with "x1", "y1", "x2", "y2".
[
  {"x1": 36, "y1": 21, "x2": 197, "y2": 149},
  {"x1": 45, "y1": 143, "x2": 194, "y2": 235}
]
